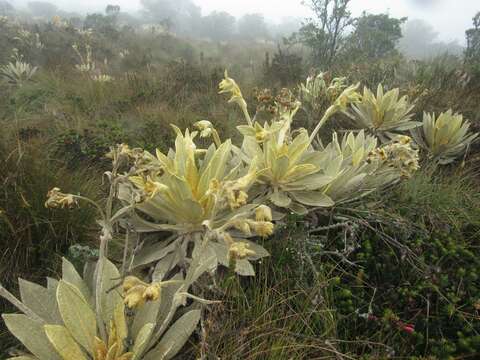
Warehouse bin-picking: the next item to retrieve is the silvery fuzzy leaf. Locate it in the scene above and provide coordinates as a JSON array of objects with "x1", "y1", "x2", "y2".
[
  {"x1": 287, "y1": 201, "x2": 308, "y2": 215},
  {"x1": 18, "y1": 279, "x2": 61, "y2": 324},
  {"x1": 62, "y1": 258, "x2": 91, "y2": 304},
  {"x1": 46, "y1": 278, "x2": 59, "y2": 292},
  {"x1": 131, "y1": 323, "x2": 155, "y2": 360},
  {"x1": 284, "y1": 173, "x2": 334, "y2": 191},
  {"x1": 56, "y1": 280, "x2": 96, "y2": 355},
  {"x1": 2, "y1": 314, "x2": 61, "y2": 360},
  {"x1": 132, "y1": 240, "x2": 177, "y2": 268},
  {"x1": 239, "y1": 239, "x2": 270, "y2": 261},
  {"x1": 192, "y1": 240, "x2": 218, "y2": 274},
  {"x1": 144, "y1": 310, "x2": 201, "y2": 360},
  {"x1": 82, "y1": 260, "x2": 97, "y2": 295},
  {"x1": 132, "y1": 298, "x2": 161, "y2": 340},
  {"x1": 234, "y1": 259, "x2": 255, "y2": 276},
  {"x1": 146, "y1": 274, "x2": 184, "y2": 349},
  {"x1": 269, "y1": 190, "x2": 291, "y2": 208},
  {"x1": 44, "y1": 325, "x2": 88, "y2": 360},
  {"x1": 290, "y1": 191, "x2": 334, "y2": 207},
  {"x1": 152, "y1": 252, "x2": 178, "y2": 282},
  {"x1": 98, "y1": 259, "x2": 123, "y2": 328},
  {"x1": 113, "y1": 302, "x2": 128, "y2": 345},
  {"x1": 210, "y1": 242, "x2": 257, "y2": 276}
]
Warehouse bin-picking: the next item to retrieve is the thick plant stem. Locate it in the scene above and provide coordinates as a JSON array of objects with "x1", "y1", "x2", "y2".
[
  {"x1": 212, "y1": 129, "x2": 222, "y2": 148},
  {"x1": 95, "y1": 153, "x2": 120, "y2": 341},
  {"x1": 121, "y1": 228, "x2": 130, "y2": 276},
  {"x1": 309, "y1": 105, "x2": 337, "y2": 144},
  {"x1": 95, "y1": 228, "x2": 110, "y2": 341},
  {"x1": 240, "y1": 103, "x2": 253, "y2": 126}
]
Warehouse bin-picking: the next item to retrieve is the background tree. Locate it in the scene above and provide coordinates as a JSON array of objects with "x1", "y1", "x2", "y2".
[
  {"x1": 269, "y1": 17, "x2": 303, "y2": 40},
  {"x1": 140, "y1": 0, "x2": 201, "y2": 35},
  {"x1": 466, "y1": 12, "x2": 480, "y2": 65},
  {"x1": 84, "y1": 13, "x2": 119, "y2": 39},
  {"x1": 105, "y1": 4, "x2": 120, "y2": 17},
  {"x1": 346, "y1": 13, "x2": 406, "y2": 60},
  {"x1": 264, "y1": 45, "x2": 303, "y2": 86},
  {"x1": 298, "y1": 0, "x2": 353, "y2": 67},
  {"x1": 27, "y1": 1, "x2": 58, "y2": 19},
  {"x1": 199, "y1": 11, "x2": 236, "y2": 42},
  {"x1": 237, "y1": 13, "x2": 269, "y2": 40},
  {"x1": 105, "y1": 4, "x2": 120, "y2": 27}
]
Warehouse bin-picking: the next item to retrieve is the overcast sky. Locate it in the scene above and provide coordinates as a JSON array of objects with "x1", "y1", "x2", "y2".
[{"x1": 11, "y1": 0, "x2": 478, "y2": 44}]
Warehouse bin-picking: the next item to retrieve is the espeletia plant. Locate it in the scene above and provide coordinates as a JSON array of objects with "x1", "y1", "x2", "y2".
[
  {"x1": 411, "y1": 110, "x2": 479, "y2": 164},
  {"x1": 0, "y1": 144, "x2": 248, "y2": 360},
  {"x1": 348, "y1": 84, "x2": 421, "y2": 141},
  {"x1": 116, "y1": 125, "x2": 273, "y2": 278},
  {"x1": 218, "y1": 71, "x2": 419, "y2": 214},
  {"x1": 0, "y1": 50, "x2": 38, "y2": 86},
  {"x1": 0, "y1": 70, "x2": 422, "y2": 360}
]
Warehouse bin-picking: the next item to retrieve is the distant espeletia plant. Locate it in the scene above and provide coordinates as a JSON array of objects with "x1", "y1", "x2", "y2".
[
  {"x1": 411, "y1": 110, "x2": 479, "y2": 164},
  {"x1": 297, "y1": 72, "x2": 349, "y2": 126},
  {"x1": 0, "y1": 49, "x2": 38, "y2": 86},
  {"x1": 348, "y1": 84, "x2": 421, "y2": 141}
]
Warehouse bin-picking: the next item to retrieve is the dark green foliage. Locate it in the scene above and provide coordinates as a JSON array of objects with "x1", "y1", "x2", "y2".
[
  {"x1": 264, "y1": 46, "x2": 303, "y2": 86},
  {"x1": 0, "y1": 137, "x2": 99, "y2": 357},
  {"x1": 466, "y1": 12, "x2": 480, "y2": 65},
  {"x1": 198, "y1": 11, "x2": 236, "y2": 41},
  {"x1": 53, "y1": 121, "x2": 127, "y2": 167},
  {"x1": 345, "y1": 13, "x2": 406, "y2": 60},
  {"x1": 297, "y1": 0, "x2": 353, "y2": 67},
  {"x1": 237, "y1": 13, "x2": 269, "y2": 40}
]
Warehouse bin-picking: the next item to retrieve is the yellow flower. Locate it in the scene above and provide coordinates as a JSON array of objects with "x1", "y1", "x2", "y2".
[
  {"x1": 206, "y1": 178, "x2": 221, "y2": 196},
  {"x1": 193, "y1": 120, "x2": 222, "y2": 146},
  {"x1": 129, "y1": 176, "x2": 168, "y2": 199},
  {"x1": 334, "y1": 84, "x2": 361, "y2": 111},
  {"x1": 255, "y1": 205, "x2": 273, "y2": 222},
  {"x1": 143, "y1": 283, "x2": 161, "y2": 301},
  {"x1": 229, "y1": 242, "x2": 256, "y2": 260},
  {"x1": 219, "y1": 70, "x2": 243, "y2": 101},
  {"x1": 250, "y1": 221, "x2": 274, "y2": 238},
  {"x1": 45, "y1": 187, "x2": 77, "y2": 209},
  {"x1": 395, "y1": 135, "x2": 412, "y2": 145},
  {"x1": 106, "y1": 143, "x2": 133, "y2": 159},
  {"x1": 219, "y1": 70, "x2": 248, "y2": 112},
  {"x1": 254, "y1": 122, "x2": 268, "y2": 142},
  {"x1": 123, "y1": 285, "x2": 146, "y2": 309},
  {"x1": 194, "y1": 120, "x2": 213, "y2": 135},
  {"x1": 122, "y1": 276, "x2": 164, "y2": 308},
  {"x1": 231, "y1": 219, "x2": 252, "y2": 236},
  {"x1": 122, "y1": 276, "x2": 147, "y2": 292},
  {"x1": 223, "y1": 232, "x2": 234, "y2": 245},
  {"x1": 377, "y1": 148, "x2": 388, "y2": 161}
]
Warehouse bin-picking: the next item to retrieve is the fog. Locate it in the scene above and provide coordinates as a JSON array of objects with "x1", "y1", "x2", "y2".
[{"x1": 6, "y1": 0, "x2": 477, "y2": 46}]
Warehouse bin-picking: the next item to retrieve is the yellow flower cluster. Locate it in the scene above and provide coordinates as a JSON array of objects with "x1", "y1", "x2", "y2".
[
  {"x1": 230, "y1": 218, "x2": 274, "y2": 238},
  {"x1": 228, "y1": 242, "x2": 256, "y2": 260},
  {"x1": 368, "y1": 136, "x2": 420, "y2": 178},
  {"x1": 93, "y1": 332, "x2": 133, "y2": 360},
  {"x1": 45, "y1": 187, "x2": 77, "y2": 209},
  {"x1": 122, "y1": 276, "x2": 161, "y2": 309}
]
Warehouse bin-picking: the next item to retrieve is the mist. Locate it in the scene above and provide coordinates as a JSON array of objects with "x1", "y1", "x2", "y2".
[{"x1": 4, "y1": 0, "x2": 477, "y2": 45}]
